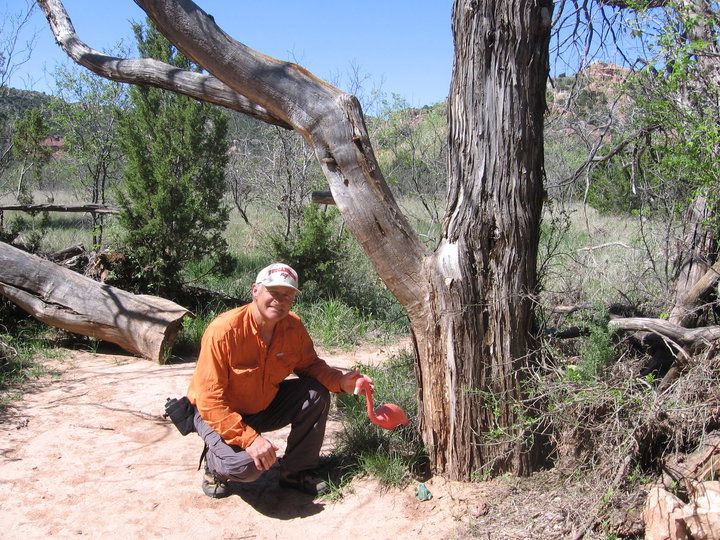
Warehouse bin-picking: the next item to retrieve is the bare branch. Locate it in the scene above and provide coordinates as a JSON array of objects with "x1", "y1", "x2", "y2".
[
  {"x1": 577, "y1": 241, "x2": 633, "y2": 251},
  {"x1": 0, "y1": 0, "x2": 37, "y2": 89},
  {"x1": 609, "y1": 317, "x2": 720, "y2": 353},
  {"x1": 37, "y1": 0, "x2": 290, "y2": 128},
  {"x1": 590, "y1": 125, "x2": 659, "y2": 164},
  {"x1": 598, "y1": 0, "x2": 667, "y2": 7}
]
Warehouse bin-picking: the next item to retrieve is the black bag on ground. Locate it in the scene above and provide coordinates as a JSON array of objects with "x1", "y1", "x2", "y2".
[{"x1": 164, "y1": 396, "x2": 196, "y2": 436}]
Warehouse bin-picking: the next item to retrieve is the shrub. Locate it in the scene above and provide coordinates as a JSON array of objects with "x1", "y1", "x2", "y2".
[
  {"x1": 586, "y1": 159, "x2": 640, "y2": 215},
  {"x1": 269, "y1": 204, "x2": 347, "y2": 301},
  {"x1": 114, "y1": 21, "x2": 229, "y2": 297}
]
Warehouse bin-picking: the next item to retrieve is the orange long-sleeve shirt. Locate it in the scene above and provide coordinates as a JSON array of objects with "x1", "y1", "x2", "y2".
[{"x1": 187, "y1": 304, "x2": 343, "y2": 448}]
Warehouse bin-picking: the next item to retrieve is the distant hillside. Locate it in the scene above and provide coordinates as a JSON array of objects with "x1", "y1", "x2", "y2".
[
  {"x1": 548, "y1": 62, "x2": 631, "y2": 118},
  {"x1": 0, "y1": 87, "x2": 56, "y2": 122}
]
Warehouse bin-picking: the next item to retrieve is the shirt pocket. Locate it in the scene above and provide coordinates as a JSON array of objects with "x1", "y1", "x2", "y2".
[
  {"x1": 268, "y1": 349, "x2": 295, "y2": 384},
  {"x1": 229, "y1": 349, "x2": 260, "y2": 371}
]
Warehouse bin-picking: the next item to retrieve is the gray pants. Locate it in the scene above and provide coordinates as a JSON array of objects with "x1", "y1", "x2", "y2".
[{"x1": 193, "y1": 377, "x2": 330, "y2": 483}]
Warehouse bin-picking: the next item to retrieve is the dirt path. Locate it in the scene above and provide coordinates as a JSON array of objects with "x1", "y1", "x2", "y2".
[{"x1": 0, "y1": 342, "x2": 492, "y2": 539}]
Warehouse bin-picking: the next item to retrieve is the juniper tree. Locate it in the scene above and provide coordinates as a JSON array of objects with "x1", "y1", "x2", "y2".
[
  {"x1": 117, "y1": 21, "x2": 229, "y2": 296},
  {"x1": 40, "y1": 0, "x2": 552, "y2": 480},
  {"x1": 11, "y1": 107, "x2": 50, "y2": 205}
]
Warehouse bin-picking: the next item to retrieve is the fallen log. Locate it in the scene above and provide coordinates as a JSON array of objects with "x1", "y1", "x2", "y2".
[
  {"x1": 48, "y1": 243, "x2": 86, "y2": 262},
  {"x1": 0, "y1": 203, "x2": 119, "y2": 215},
  {"x1": 644, "y1": 434, "x2": 720, "y2": 540},
  {"x1": 543, "y1": 325, "x2": 590, "y2": 339},
  {"x1": 663, "y1": 433, "x2": 720, "y2": 489},
  {"x1": 608, "y1": 317, "x2": 720, "y2": 355},
  {"x1": 0, "y1": 242, "x2": 189, "y2": 362},
  {"x1": 644, "y1": 483, "x2": 720, "y2": 540}
]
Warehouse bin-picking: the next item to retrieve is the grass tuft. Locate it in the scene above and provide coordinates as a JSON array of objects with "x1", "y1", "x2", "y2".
[
  {"x1": 329, "y1": 350, "x2": 427, "y2": 490},
  {"x1": 0, "y1": 310, "x2": 66, "y2": 410}
]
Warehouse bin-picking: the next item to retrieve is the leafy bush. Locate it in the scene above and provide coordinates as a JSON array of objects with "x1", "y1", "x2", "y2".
[
  {"x1": 269, "y1": 204, "x2": 347, "y2": 302},
  {"x1": 572, "y1": 323, "x2": 615, "y2": 382}
]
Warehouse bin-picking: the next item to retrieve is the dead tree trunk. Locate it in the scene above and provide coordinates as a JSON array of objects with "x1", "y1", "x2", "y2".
[
  {"x1": 669, "y1": 195, "x2": 717, "y2": 326},
  {"x1": 0, "y1": 203, "x2": 119, "y2": 214},
  {"x1": 670, "y1": 260, "x2": 720, "y2": 328},
  {"x1": 38, "y1": 0, "x2": 551, "y2": 480},
  {"x1": 0, "y1": 242, "x2": 189, "y2": 362}
]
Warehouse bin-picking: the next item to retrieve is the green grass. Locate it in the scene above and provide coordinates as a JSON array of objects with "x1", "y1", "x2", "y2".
[
  {"x1": 0, "y1": 318, "x2": 66, "y2": 411},
  {"x1": 173, "y1": 306, "x2": 222, "y2": 353},
  {"x1": 329, "y1": 350, "x2": 427, "y2": 491},
  {"x1": 294, "y1": 299, "x2": 371, "y2": 350},
  {"x1": 539, "y1": 201, "x2": 670, "y2": 313},
  {"x1": 356, "y1": 450, "x2": 410, "y2": 487}
]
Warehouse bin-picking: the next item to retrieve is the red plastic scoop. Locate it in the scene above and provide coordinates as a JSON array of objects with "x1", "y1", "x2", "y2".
[{"x1": 354, "y1": 375, "x2": 409, "y2": 430}]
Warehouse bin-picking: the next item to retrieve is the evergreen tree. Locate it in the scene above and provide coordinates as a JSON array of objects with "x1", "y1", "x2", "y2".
[
  {"x1": 11, "y1": 107, "x2": 51, "y2": 205},
  {"x1": 117, "y1": 21, "x2": 229, "y2": 296}
]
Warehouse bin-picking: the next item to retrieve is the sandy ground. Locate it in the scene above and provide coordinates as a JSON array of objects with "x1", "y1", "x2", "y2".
[{"x1": 0, "y1": 341, "x2": 492, "y2": 540}]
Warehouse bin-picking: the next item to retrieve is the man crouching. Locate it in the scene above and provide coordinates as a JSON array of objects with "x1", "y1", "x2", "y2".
[{"x1": 186, "y1": 263, "x2": 364, "y2": 498}]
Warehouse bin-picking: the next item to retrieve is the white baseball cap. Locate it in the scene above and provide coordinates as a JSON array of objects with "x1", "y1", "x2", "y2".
[{"x1": 255, "y1": 263, "x2": 300, "y2": 292}]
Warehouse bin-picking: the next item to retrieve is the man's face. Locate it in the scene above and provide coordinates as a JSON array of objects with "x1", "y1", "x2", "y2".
[{"x1": 252, "y1": 284, "x2": 297, "y2": 323}]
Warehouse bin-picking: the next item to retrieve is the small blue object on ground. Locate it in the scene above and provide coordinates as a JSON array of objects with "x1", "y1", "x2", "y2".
[{"x1": 416, "y1": 482, "x2": 433, "y2": 501}]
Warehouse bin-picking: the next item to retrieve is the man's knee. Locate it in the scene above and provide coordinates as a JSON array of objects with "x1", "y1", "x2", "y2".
[{"x1": 207, "y1": 451, "x2": 262, "y2": 483}]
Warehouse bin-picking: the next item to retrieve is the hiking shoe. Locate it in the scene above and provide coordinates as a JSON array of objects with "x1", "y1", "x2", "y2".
[
  {"x1": 278, "y1": 470, "x2": 328, "y2": 496},
  {"x1": 202, "y1": 466, "x2": 230, "y2": 499}
]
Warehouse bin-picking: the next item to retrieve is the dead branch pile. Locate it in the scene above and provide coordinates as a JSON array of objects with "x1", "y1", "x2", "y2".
[
  {"x1": 644, "y1": 434, "x2": 720, "y2": 540},
  {"x1": 532, "y1": 253, "x2": 720, "y2": 538}
]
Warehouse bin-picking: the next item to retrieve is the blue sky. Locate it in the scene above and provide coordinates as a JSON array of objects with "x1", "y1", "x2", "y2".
[{"x1": 7, "y1": 0, "x2": 455, "y2": 108}]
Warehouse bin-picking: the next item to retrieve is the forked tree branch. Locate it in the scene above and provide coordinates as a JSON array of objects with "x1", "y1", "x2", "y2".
[
  {"x1": 37, "y1": 0, "x2": 290, "y2": 128},
  {"x1": 39, "y1": 0, "x2": 429, "y2": 313}
]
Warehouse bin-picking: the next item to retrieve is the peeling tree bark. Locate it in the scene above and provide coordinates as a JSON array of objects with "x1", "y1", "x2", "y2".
[
  {"x1": 422, "y1": 0, "x2": 552, "y2": 476},
  {"x1": 0, "y1": 242, "x2": 189, "y2": 362},
  {"x1": 670, "y1": 260, "x2": 720, "y2": 328},
  {"x1": 37, "y1": 0, "x2": 551, "y2": 479}
]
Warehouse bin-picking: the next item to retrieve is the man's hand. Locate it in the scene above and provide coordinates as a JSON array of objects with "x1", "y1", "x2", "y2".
[
  {"x1": 246, "y1": 435, "x2": 279, "y2": 471},
  {"x1": 340, "y1": 369, "x2": 368, "y2": 394}
]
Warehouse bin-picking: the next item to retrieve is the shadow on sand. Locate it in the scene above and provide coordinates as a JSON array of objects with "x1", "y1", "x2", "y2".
[{"x1": 219, "y1": 468, "x2": 325, "y2": 519}]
